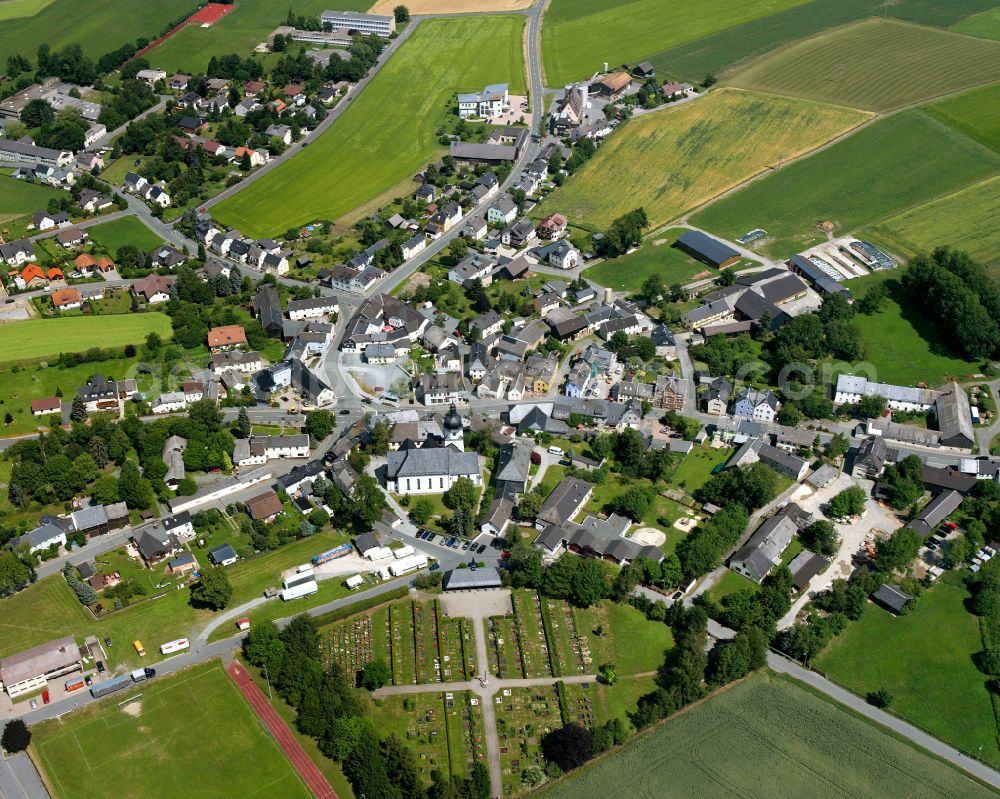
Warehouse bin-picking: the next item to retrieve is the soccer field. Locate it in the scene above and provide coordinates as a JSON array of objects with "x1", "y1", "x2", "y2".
[
  {"x1": 539, "y1": 672, "x2": 999, "y2": 798},
  {"x1": 33, "y1": 663, "x2": 313, "y2": 799},
  {"x1": 0, "y1": 315, "x2": 173, "y2": 365},
  {"x1": 539, "y1": 88, "x2": 867, "y2": 230},
  {"x1": 727, "y1": 18, "x2": 1000, "y2": 112},
  {"x1": 540, "y1": 0, "x2": 810, "y2": 87},
  {"x1": 213, "y1": 15, "x2": 526, "y2": 237},
  {"x1": 690, "y1": 110, "x2": 1000, "y2": 257}
]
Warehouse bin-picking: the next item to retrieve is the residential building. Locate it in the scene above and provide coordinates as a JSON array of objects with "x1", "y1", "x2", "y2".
[
  {"x1": 12, "y1": 523, "x2": 66, "y2": 554},
  {"x1": 233, "y1": 434, "x2": 310, "y2": 468},
  {"x1": 131, "y1": 274, "x2": 174, "y2": 304},
  {"x1": 704, "y1": 377, "x2": 732, "y2": 416},
  {"x1": 488, "y1": 195, "x2": 518, "y2": 225},
  {"x1": 834, "y1": 374, "x2": 938, "y2": 412},
  {"x1": 76, "y1": 376, "x2": 138, "y2": 413},
  {"x1": 246, "y1": 490, "x2": 284, "y2": 522},
  {"x1": 733, "y1": 388, "x2": 780, "y2": 422},
  {"x1": 935, "y1": 381, "x2": 975, "y2": 449},
  {"x1": 458, "y1": 83, "x2": 509, "y2": 119},
  {"x1": 31, "y1": 397, "x2": 61, "y2": 417},
  {"x1": 287, "y1": 296, "x2": 339, "y2": 320},
  {"x1": 852, "y1": 435, "x2": 887, "y2": 479},
  {"x1": 0, "y1": 637, "x2": 80, "y2": 698},
  {"x1": 207, "y1": 325, "x2": 247, "y2": 352},
  {"x1": 414, "y1": 372, "x2": 464, "y2": 406},
  {"x1": 729, "y1": 508, "x2": 798, "y2": 583},
  {"x1": 211, "y1": 350, "x2": 262, "y2": 375},
  {"x1": 533, "y1": 239, "x2": 579, "y2": 270},
  {"x1": 535, "y1": 477, "x2": 593, "y2": 529},
  {"x1": 50, "y1": 287, "x2": 82, "y2": 310},
  {"x1": 252, "y1": 284, "x2": 284, "y2": 338},
  {"x1": 0, "y1": 238, "x2": 35, "y2": 266}
]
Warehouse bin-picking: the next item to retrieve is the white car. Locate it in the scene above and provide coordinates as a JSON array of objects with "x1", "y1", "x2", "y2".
[{"x1": 548, "y1": 446, "x2": 564, "y2": 456}]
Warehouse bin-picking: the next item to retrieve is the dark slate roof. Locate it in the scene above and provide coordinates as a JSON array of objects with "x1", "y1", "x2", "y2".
[{"x1": 675, "y1": 230, "x2": 739, "y2": 266}]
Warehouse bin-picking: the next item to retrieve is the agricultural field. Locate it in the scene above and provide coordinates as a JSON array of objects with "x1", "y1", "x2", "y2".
[
  {"x1": 690, "y1": 110, "x2": 1000, "y2": 257},
  {"x1": 542, "y1": 88, "x2": 867, "y2": 231},
  {"x1": 924, "y1": 82, "x2": 1000, "y2": 153},
  {"x1": 0, "y1": 174, "x2": 64, "y2": 227},
  {"x1": 582, "y1": 229, "x2": 714, "y2": 292},
  {"x1": 817, "y1": 574, "x2": 1000, "y2": 767},
  {"x1": 33, "y1": 662, "x2": 313, "y2": 799},
  {"x1": 0, "y1": 314, "x2": 173, "y2": 365},
  {"x1": 146, "y1": 0, "x2": 370, "y2": 74},
  {"x1": 952, "y1": 6, "x2": 1000, "y2": 40},
  {"x1": 370, "y1": 0, "x2": 533, "y2": 11},
  {"x1": 213, "y1": 16, "x2": 526, "y2": 237},
  {"x1": 539, "y1": 672, "x2": 999, "y2": 798},
  {"x1": 86, "y1": 216, "x2": 164, "y2": 256},
  {"x1": 0, "y1": 0, "x2": 55, "y2": 21},
  {"x1": 0, "y1": 0, "x2": 195, "y2": 66},
  {"x1": 863, "y1": 176, "x2": 1000, "y2": 272},
  {"x1": 727, "y1": 18, "x2": 1000, "y2": 112},
  {"x1": 369, "y1": 690, "x2": 485, "y2": 780},
  {"x1": 540, "y1": 0, "x2": 810, "y2": 87},
  {"x1": 496, "y1": 685, "x2": 563, "y2": 795}
]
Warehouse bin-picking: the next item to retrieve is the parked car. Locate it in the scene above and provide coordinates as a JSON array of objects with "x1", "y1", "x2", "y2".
[
  {"x1": 105, "y1": 637, "x2": 113, "y2": 648},
  {"x1": 339, "y1": 409, "x2": 350, "y2": 415},
  {"x1": 42, "y1": 690, "x2": 50, "y2": 704},
  {"x1": 449, "y1": 539, "x2": 460, "y2": 549},
  {"x1": 96, "y1": 660, "x2": 106, "y2": 673},
  {"x1": 462, "y1": 541, "x2": 472, "y2": 551},
  {"x1": 30, "y1": 699, "x2": 37, "y2": 710},
  {"x1": 548, "y1": 446, "x2": 564, "y2": 456},
  {"x1": 477, "y1": 545, "x2": 486, "y2": 554}
]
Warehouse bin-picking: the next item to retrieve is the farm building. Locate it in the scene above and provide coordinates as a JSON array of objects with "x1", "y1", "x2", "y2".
[{"x1": 674, "y1": 230, "x2": 741, "y2": 269}]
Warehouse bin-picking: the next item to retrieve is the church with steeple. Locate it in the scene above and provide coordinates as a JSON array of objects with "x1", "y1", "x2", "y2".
[{"x1": 383, "y1": 403, "x2": 483, "y2": 495}]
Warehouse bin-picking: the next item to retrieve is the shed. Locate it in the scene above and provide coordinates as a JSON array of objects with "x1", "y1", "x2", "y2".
[
  {"x1": 208, "y1": 543, "x2": 238, "y2": 566},
  {"x1": 674, "y1": 230, "x2": 740, "y2": 269},
  {"x1": 872, "y1": 584, "x2": 912, "y2": 614}
]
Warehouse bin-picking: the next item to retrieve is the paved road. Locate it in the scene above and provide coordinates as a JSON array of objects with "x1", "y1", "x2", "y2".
[{"x1": 0, "y1": 749, "x2": 50, "y2": 799}]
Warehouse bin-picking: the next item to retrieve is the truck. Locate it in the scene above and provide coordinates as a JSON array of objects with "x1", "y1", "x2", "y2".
[
  {"x1": 64, "y1": 676, "x2": 86, "y2": 693},
  {"x1": 159, "y1": 638, "x2": 190, "y2": 655},
  {"x1": 133, "y1": 640, "x2": 146, "y2": 657},
  {"x1": 131, "y1": 667, "x2": 157, "y2": 682},
  {"x1": 89, "y1": 674, "x2": 133, "y2": 699}
]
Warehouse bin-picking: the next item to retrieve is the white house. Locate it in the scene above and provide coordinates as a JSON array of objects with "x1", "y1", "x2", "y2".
[
  {"x1": 833, "y1": 374, "x2": 938, "y2": 412},
  {"x1": 733, "y1": 388, "x2": 780, "y2": 423},
  {"x1": 385, "y1": 447, "x2": 482, "y2": 494},
  {"x1": 457, "y1": 83, "x2": 509, "y2": 119},
  {"x1": 402, "y1": 233, "x2": 427, "y2": 260},
  {"x1": 287, "y1": 296, "x2": 339, "y2": 320},
  {"x1": 488, "y1": 195, "x2": 517, "y2": 226},
  {"x1": 151, "y1": 391, "x2": 188, "y2": 414},
  {"x1": 211, "y1": 350, "x2": 262, "y2": 376},
  {"x1": 233, "y1": 434, "x2": 310, "y2": 468},
  {"x1": 13, "y1": 522, "x2": 66, "y2": 554}
]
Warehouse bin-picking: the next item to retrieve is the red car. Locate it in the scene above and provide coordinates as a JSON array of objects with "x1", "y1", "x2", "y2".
[
  {"x1": 946, "y1": 521, "x2": 958, "y2": 530},
  {"x1": 501, "y1": 551, "x2": 511, "y2": 559},
  {"x1": 42, "y1": 690, "x2": 50, "y2": 705}
]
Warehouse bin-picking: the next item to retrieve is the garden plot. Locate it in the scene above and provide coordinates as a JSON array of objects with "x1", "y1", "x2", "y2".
[
  {"x1": 389, "y1": 600, "x2": 419, "y2": 685},
  {"x1": 486, "y1": 616, "x2": 525, "y2": 679},
  {"x1": 438, "y1": 609, "x2": 476, "y2": 682},
  {"x1": 495, "y1": 686, "x2": 563, "y2": 795},
  {"x1": 444, "y1": 689, "x2": 486, "y2": 777},
  {"x1": 543, "y1": 598, "x2": 594, "y2": 676},
  {"x1": 320, "y1": 614, "x2": 376, "y2": 677},
  {"x1": 511, "y1": 590, "x2": 553, "y2": 678}
]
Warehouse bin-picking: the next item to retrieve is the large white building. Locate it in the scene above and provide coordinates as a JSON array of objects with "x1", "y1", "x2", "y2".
[
  {"x1": 834, "y1": 374, "x2": 939, "y2": 412},
  {"x1": 0, "y1": 636, "x2": 80, "y2": 698},
  {"x1": 384, "y1": 405, "x2": 480, "y2": 493},
  {"x1": 320, "y1": 10, "x2": 395, "y2": 36},
  {"x1": 458, "y1": 83, "x2": 509, "y2": 119},
  {"x1": 233, "y1": 434, "x2": 310, "y2": 468}
]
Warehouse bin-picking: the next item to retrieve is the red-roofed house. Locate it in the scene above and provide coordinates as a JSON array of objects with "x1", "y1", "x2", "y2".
[
  {"x1": 14, "y1": 263, "x2": 47, "y2": 289},
  {"x1": 51, "y1": 287, "x2": 82, "y2": 310},
  {"x1": 207, "y1": 324, "x2": 247, "y2": 352},
  {"x1": 244, "y1": 80, "x2": 265, "y2": 96},
  {"x1": 47, "y1": 267, "x2": 64, "y2": 280},
  {"x1": 282, "y1": 83, "x2": 304, "y2": 99},
  {"x1": 233, "y1": 146, "x2": 265, "y2": 167},
  {"x1": 31, "y1": 397, "x2": 62, "y2": 416},
  {"x1": 74, "y1": 254, "x2": 98, "y2": 271},
  {"x1": 202, "y1": 141, "x2": 227, "y2": 157},
  {"x1": 536, "y1": 213, "x2": 568, "y2": 240},
  {"x1": 96, "y1": 257, "x2": 116, "y2": 273}
]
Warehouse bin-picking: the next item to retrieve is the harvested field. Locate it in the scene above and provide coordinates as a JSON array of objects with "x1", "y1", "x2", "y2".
[
  {"x1": 370, "y1": 0, "x2": 532, "y2": 11},
  {"x1": 727, "y1": 18, "x2": 1000, "y2": 111}
]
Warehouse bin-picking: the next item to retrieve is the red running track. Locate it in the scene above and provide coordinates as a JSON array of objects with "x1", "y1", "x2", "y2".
[
  {"x1": 133, "y1": 3, "x2": 236, "y2": 60},
  {"x1": 227, "y1": 661, "x2": 338, "y2": 799}
]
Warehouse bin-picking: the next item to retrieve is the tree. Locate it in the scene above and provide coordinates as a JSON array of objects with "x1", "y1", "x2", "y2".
[
  {"x1": 409, "y1": 498, "x2": 434, "y2": 525},
  {"x1": 828, "y1": 485, "x2": 866, "y2": 518},
  {"x1": 801, "y1": 519, "x2": 838, "y2": 557},
  {"x1": 824, "y1": 432, "x2": 849, "y2": 460},
  {"x1": 243, "y1": 621, "x2": 285, "y2": 675},
  {"x1": 70, "y1": 395, "x2": 88, "y2": 422},
  {"x1": 857, "y1": 394, "x2": 888, "y2": 419},
  {"x1": 875, "y1": 527, "x2": 922, "y2": 573},
  {"x1": 978, "y1": 648, "x2": 1000, "y2": 676},
  {"x1": 304, "y1": 409, "x2": 336, "y2": 442},
  {"x1": 237, "y1": 407, "x2": 251, "y2": 438},
  {"x1": 570, "y1": 556, "x2": 610, "y2": 608},
  {"x1": 360, "y1": 659, "x2": 390, "y2": 690},
  {"x1": 866, "y1": 688, "x2": 892, "y2": 708},
  {"x1": 608, "y1": 487, "x2": 652, "y2": 522},
  {"x1": 0, "y1": 551, "x2": 31, "y2": 596},
  {"x1": 190, "y1": 566, "x2": 232, "y2": 610},
  {"x1": 598, "y1": 663, "x2": 617, "y2": 685},
  {"x1": 472, "y1": 761, "x2": 490, "y2": 799},
  {"x1": 118, "y1": 460, "x2": 154, "y2": 509},
  {"x1": 351, "y1": 475, "x2": 387, "y2": 526},
  {"x1": 1, "y1": 719, "x2": 31, "y2": 753},
  {"x1": 541, "y1": 723, "x2": 592, "y2": 772},
  {"x1": 517, "y1": 490, "x2": 541, "y2": 520},
  {"x1": 393, "y1": 4, "x2": 410, "y2": 22},
  {"x1": 21, "y1": 98, "x2": 54, "y2": 127},
  {"x1": 508, "y1": 536, "x2": 543, "y2": 587},
  {"x1": 443, "y1": 476, "x2": 477, "y2": 515}
]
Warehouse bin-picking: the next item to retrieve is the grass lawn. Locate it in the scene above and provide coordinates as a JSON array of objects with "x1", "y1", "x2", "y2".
[
  {"x1": 539, "y1": 671, "x2": 1000, "y2": 798},
  {"x1": 816, "y1": 573, "x2": 1000, "y2": 768},
  {"x1": 924, "y1": 81, "x2": 1000, "y2": 153},
  {"x1": 542, "y1": 88, "x2": 867, "y2": 231},
  {"x1": 0, "y1": 174, "x2": 64, "y2": 226},
  {"x1": 540, "y1": 0, "x2": 809, "y2": 87},
  {"x1": 32, "y1": 662, "x2": 313, "y2": 799},
  {"x1": 146, "y1": 0, "x2": 370, "y2": 74},
  {"x1": 575, "y1": 600, "x2": 672, "y2": 676},
  {"x1": 583, "y1": 230, "x2": 715, "y2": 292},
  {"x1": 86, "y1": 216, "x2": 164, "y2": 255},
  {"x1": 727, "y1": 18, "x2": 1000, "y2": 112},
  {"x1": 691, "y1": 109, "x2": 1000, "y2": 258},
  {"x1": 213, "y1": 16, "x2": 526, "y2": 236},
  {"x1": 862, "y1": 175, "x2": 1000, "y2": 272},
  {"x1": 0, "y1": 0, "x2": 57, "y2": 21},
  {"x1": 563, "y1": 675, "x2": 658, "y2": 732},
  {"x1": 0, "y1": 314, "x2": 173, "y2": 365},
  {"x1": 953, "y1": 6, "x2": 1000, "y2": 40},
  {"x1": 669, "y1": 445, "x2": 732, "y2": 493},
  {"x1": 706, "y1": 568, "x2": 758, "y2": 603},
  {"x1": 0, "y1": 0, "x2": 194, "y2": 67},
  {"x1": 845, "y1": 273, "x2": 982, "y2": 385}
]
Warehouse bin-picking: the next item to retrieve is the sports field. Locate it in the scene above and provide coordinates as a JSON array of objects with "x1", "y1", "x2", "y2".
[
  {"x1": 86, "y1": 216, "x2": 164, "y2": 255},
  {"x1": 33, "y1": 663, "x2": 312, "y2": 799},
  {"x1": 541, "y1": 88, "x2": 867, "y2": 231},
  {"x1": 540, "y1": 0, "x2": 810, "y2": 87},
  {"x1": 0, "y1": 174, "x2": 65, "y2": 224},
  {"x1": 952, "y1": 6, "x2": 1000, "y2": 40},
  {"x1": 817, "y1": 575, "x2": 1000, "y2": 768},
  {"x1": 690, "y1": 110, "x2": 1000, "y2": 257},
  {"x1": 0, "y1": 315, "x2": 173, "y2": 365},
  {"x1": 0, "y1": 0, "x2": 194, "y2": 66},
  {"x1": 727, "y1": 18, "x2": 1000, "y2": 112},
  {"x1": 540, "y1": 672, "x2": 998, "y2": 798},
  {"x1": 213, "y1": 16, "x2": 526, "y2": 237},
  {"x1": 147, "y1": 0, "x2": 369, "y2": 74},
  {"x1": 924, "y1": 81, "x2": 1000, "y2": 153},
  {"x1": 583, "y1": 228, "x2": 715, "y2": 291},
  {"x1": 863, "y1": 176, "x2": 1000, "y2": 271},
  {"x1": 653, "y1": 0, "x2": 998, "y2": 83}
]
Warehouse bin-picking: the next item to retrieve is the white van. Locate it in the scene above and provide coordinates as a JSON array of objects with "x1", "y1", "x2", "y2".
[{"x1": 548, "y1": 446, "x2": 564, "y2": 456}]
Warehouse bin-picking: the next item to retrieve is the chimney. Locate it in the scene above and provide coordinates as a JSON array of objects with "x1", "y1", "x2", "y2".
[{"x1": 604, "y1": 287, "x2": 613, "y2": 304}]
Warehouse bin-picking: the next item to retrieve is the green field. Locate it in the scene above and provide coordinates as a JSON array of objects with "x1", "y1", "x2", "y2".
[
  {"x1": 33, "y1": 662, "x2": 312, "y2": 799},
  {"x1": 690, "y1": 110, "x2": 1000, "y2": 257},
  {"x1": 146, "y1": 0, "x2": 369, "y2": 74},
  {"x1": 817, "y1": 575, "x2": 999, "y2": 767},
  {"x1": 213, "y1": 16, "x2": 526, "y2": 237},
  {"x1": 539, "y1": 672, "x2": 999, "y2": 798},
  {"x1": 583, "y1": 229, "x2": 715, "y2": 291},
  {"x1": 0, "y1": 315, "x2": 173, "y2": 365},
  {"x1": 540, "y1": 0, "x2": 809, "y2": 87},
  {"x1": 0, "y1": 174, "x2": 64, "y2": 224},
  {"x1": 0, "y1": 0, "x2": 54, "y2": 20},
  {"x1": 541, "y1": 88, "x2": 867, "y2": 230},
  {"x1": 727, "y1": 18, "x2": 1000, "y2": 112},
  {"x1": 953, "y1": 6, "x2": 1000, "y2": 40},
  {"x1": 86, "y1": 216, "x2": 164, "y2": 255},
  {"x1": 924, "y1": 81, "x2": 1000, "y2": 153},
  {"x1": 653, "y1": 0, "x2": 1000, "y2": 83},
  {"x1": 863, "y1": 176, "x2": 1000, "y2": 271},
  {"x1": 0, "y1": 0, "x2": 195, "y2": 66}
]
